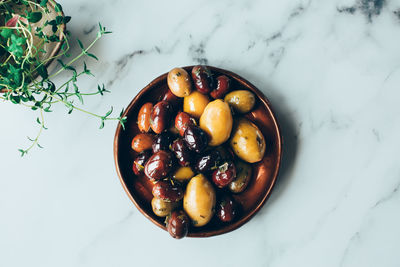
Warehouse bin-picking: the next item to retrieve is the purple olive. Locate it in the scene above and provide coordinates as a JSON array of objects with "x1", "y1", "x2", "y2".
[
  {"x1": 175, "y1": 111, "x2": 196, "y2": 137},
  {"x1": 152, "y1": 132, "x2": 174, "y2": 153},
  {"x1": 210, "y1": 75, "x2": 231, "y2": 99},
  {"x1": 161, "y1": 89, "x2": 182, "y2": 111},
  {"x1": 167, "y1": 210, "x2": 189, "y2": 239},
  {"x1": 144, "y1": 151, "x2": 174, "y2": 181},
  {"x1": 183, "y1": 125, "x2": 208, "y2": 153},
  {"x1": 216, "y1": 194, "x2": 238, "y2": 222},
  {"x1": 152, "y1": 180, "x2": 183, "y2": 202},
  {"x1": 191, "y1": 65, "x2": 215, "y2": 94},
  {"x1": 212, "y1": 161, "x2": 236, "y2": 188},
  {"x1": 132, "y1": 150, "x2": 152, "y2": 176},
  {"x1": 194, "y1": 149, "x2": 221, "y2": 173},
  {"x1": 150, "y1": 101, "x2": 173, "y2": 134},
  {"x1": 171, "y1": 138, "x2": 193, "y2": 167}
]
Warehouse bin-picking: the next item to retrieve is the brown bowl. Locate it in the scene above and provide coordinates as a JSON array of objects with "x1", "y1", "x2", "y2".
[{"x1": 114, "y1": 66, "x2": 282, "y2": 237}]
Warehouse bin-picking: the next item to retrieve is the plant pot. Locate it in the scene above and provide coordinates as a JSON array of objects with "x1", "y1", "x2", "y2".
[{"x1": 0, "y1": 0, "x2": 66, "y2": 93}]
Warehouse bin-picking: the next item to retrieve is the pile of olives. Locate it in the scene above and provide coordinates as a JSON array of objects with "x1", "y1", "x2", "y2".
[{"x1": 131, "y1": 66, "x2": 266, "y2": 239}]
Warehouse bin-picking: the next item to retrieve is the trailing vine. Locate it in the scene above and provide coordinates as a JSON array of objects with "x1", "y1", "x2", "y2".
[{"x1": 0, "y1": 0, "x2": 126, "y2": 156}]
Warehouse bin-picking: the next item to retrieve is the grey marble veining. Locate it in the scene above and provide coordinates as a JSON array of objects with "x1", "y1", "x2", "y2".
[{"x1": 1, "y1": 0, "x2": 400, "y2": 266}]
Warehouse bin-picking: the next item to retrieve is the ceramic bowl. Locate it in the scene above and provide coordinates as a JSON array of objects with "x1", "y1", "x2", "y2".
[{"x1": 114, "y1": 66, "x2": 282, "y2": 237}]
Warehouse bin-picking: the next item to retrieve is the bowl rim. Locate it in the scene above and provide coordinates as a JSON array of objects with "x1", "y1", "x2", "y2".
[
  {"x1": 113, "y1": 66, "x2": 283, "y2": 238},
  {"x1": 45, "y1": 0, "x2": 66, "y2": 68}
]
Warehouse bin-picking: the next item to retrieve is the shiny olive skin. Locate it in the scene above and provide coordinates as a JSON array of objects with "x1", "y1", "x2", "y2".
[
  {"x1": 170, "y1": 138, "x2": 193, "y2": 167},
  {"x1": 175, "y1": 111, "x2": 196, "y2": 137},
  {"x1": 183, "y1": 174, "x2": 216, "y2": 227},
  {"x1": 224, "y1": 90, "x2": 256, "y2": 114},
  {"x1": 144, "y1": 151, "x2": 174, "y2": 180},
  {"x1": 137, "y1": 102, "x2": 153, "y2": 132},
  {"x1": 210, "y1": 75, "x2": 230, "y2": 99},
  {"x1": 216, "y1": 194, "x2": 237, "y2": 222},
  {"x1": 172, "y1": 166, "x2": 195, "y2": 182},
  {"x1": 199, "y1": 99, "x2": 233, "y2": 146},
  {"x1": 194, "y1": 149, "x2": 221, "y2": 173},
  {"x1": 131, "y1": 133, "x2": 154, "y2": 153},
  {"x1": 161, "y1": 89, "x2": 182, "y2": 111},
  {"x1": 150, "y1": 101, "x2": 173, "y2": 134},
  {"x1": 151, "y1": 197, "x2": 178, "y2": 217},
  {"x1": 230, "y1": 117, "x2": 266, "y2": 163},
  {"x1": 191, "y1": 65, "x2": 215, "y2": 94},
  {"x1": 212, "y1": 161, "x2": 237, "y2": 188},
  {"x1": 167, "y1": 210, "x2": 189, "y2": 239},
  {"x1": 183, "y1": 91, "x2": 210, "y2": 119},
  {"x1": 152, "y1": 132, "x2": 174, "y2": 153},
  {"x1": 152, "y1": 180, "x2": 184, "y2": 202},
  {"x1": 229, "y1": 159, "x2": 252, "y2": 193},
  {"x1": 167, "y1": 68, "x2": 192, "y2": 97},
  {"x1": 183, "y1": 125, "x2": 208, "y2": 153},
  {"x1": 132, "y1": 150, "x2": 152, "y2": 176}
]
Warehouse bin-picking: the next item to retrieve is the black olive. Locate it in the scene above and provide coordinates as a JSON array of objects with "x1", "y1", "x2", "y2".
[
  {"x1": 132, "y1": 150, "x2": 152, "y2": 175},
  {"x1": 170, "y1": 138, "x2": 193, "y2": 167},
  {"x1": 194, "y1": 149, "x2": 221, "y2": 173},
  {"x1": 152, "y1": 132, "x2": 174, "y2": 153},
  {"x1": 183, "y1": 125, "x2": 208, "y2": 153}
]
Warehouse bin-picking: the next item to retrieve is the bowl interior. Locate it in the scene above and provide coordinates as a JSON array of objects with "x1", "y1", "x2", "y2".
[{"x1": 114, "y1": 66, "x2": 282, "y2": 237}]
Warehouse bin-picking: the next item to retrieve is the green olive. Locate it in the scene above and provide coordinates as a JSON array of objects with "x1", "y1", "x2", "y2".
[
  {"x1": 183, "y1": 91, "x2": 210, "y2": 119},
  {"x1": 183, "y1": 174, "x2": 216, "y2": 227},
  {"x1": 199, "y1": 99, "x2": 233, "y2": 146},
  {"x1": 230, "y1": 117, "x2": 266, "y2": 163},
  {"x1": 224, "y1": 90, "x2": 256, "y2": 114},
  {"x1": 172, "y1": 166, "x2": 195, "y2": 182},
  {"x1": 229, "y1": 159, "x2": 252, "y2": 193},
  {"x1": 151, "y1": 197, "x2": 178, "y2": 217},
  {"x1": 167, "y1": 68, "x2": 192, "y2": 97}
]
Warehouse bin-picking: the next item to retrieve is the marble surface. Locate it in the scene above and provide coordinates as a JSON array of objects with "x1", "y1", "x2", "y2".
[{"x1": 1, "y1": 0, "x2": 400, "y2": 266}]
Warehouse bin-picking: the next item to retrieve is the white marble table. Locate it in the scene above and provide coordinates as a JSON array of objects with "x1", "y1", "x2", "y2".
[{"x1": 1, "y1": 0, "x2": 400, "y2": 266}]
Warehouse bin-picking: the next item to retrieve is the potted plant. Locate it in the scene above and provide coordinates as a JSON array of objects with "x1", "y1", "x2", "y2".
[{"x1": 0, "y1": 0, "x2": 126, "y2": 156}]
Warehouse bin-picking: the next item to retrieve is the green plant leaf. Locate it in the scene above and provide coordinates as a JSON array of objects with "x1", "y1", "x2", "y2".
[
  {"x1": 18, "y1": 149, "x2": 27, "y2": 157},
  {"x1": 27, "y1": 12, "x2": 43, "y2": 23},
  {"x1": 1, "y1": 29, "x2": 12, "y2": 39},
  {"x1": 40, "y1": 0, "x2": 48, "y2": 7},
  {"x1": 119, "y1": 117, "x2": 127, "y2": 130},
  {"x1": 67, "y1": 103, "x2": 73, "y2": 114},
  {"x1": 37, "y1": 65, "x2": 48, "y2": 79},
  {"x1": 63, "y1": 16, "x2": 71, "y2": 24},
  {"x1": 77, "y1": 39, "x2": 84, "y2": 50},
  {"x1": 10, "y1": 95, "x2": 21, "y2": 104},
  {"x1": 105, "y1": 106, "x2": 113, "y2": 117},
  {"x1": 54, "y1": 3, "x2": 63, "y2": 12},
  {"x1": 86, "y1": 53, "x2": 98, "y2": 60},
  {"x1": 55, "y1": 16, "x2": 63, "y2": 25},
  {"x1": 57, "y1": 59, "x2": 66, "y2": 68}
]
